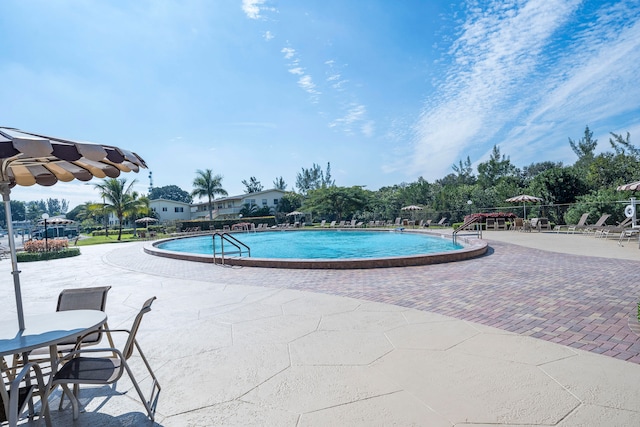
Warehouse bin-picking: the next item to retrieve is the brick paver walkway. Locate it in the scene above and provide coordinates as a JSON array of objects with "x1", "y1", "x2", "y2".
[{"x1": 107, "y1": 239, "x2": 640, "y2": 363}]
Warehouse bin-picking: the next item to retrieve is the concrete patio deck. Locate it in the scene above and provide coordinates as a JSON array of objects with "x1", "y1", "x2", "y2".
[{"x1": 1, "y1": 229, "x2": 640, "y2": 426}]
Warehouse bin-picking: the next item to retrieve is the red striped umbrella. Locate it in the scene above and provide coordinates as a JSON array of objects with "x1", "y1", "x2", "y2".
[
  {"x1": 1, "y1": 127, "x2": 147, "y2": 330},
  {"x1": 617, "y1": 181, "x2": 640, "y2": 191},
  {"x1": 505, "y1": 195, "x2": 543, "y2": 219}
]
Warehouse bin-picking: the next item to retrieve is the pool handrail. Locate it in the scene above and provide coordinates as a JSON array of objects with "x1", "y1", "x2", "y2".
[{"x1": 212, "y1": 232, "x2": 251, "y2": 265}]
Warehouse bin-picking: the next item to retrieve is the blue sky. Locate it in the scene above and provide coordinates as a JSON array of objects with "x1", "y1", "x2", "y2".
[{"x1": 2, "y1": 0, "x2": 640, "y2": 209}]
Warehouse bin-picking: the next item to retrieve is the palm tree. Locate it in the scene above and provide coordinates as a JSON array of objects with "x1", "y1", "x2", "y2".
[
  {"x1": 93, "y1": 178, "x2": 140, "y2": 240},
  {"x1": 191, "y1": 169, "x2": 228, "y2": 220},
  {"x1": 125, "y1": 192, "x2": 150, "y2": 236}
]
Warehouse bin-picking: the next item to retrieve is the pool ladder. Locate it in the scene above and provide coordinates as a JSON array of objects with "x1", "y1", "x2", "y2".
[
  {"x1": 213, "y1": 232, "x2": 250, "y2": 266},
  {"x1": 452, "y1": 217, "x2": 482, "y2": 243}
]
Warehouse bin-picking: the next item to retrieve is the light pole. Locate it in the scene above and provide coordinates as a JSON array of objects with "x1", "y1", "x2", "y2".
[
  {"x1": 467, "y1": 200, "x2": 473, "y2": 216},
  {"x1": 41, "y1": 213, "x2": 49, "y2": 252}
]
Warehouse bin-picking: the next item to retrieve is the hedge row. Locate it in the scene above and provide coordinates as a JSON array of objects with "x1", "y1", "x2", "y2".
[{"x1": 17, "y1": 248, "x2": 81, "y2": 262}]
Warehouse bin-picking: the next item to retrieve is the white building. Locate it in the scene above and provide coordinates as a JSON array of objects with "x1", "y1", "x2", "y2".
[
  {"x1": 145, "y1": 189, "x2": 286, "y2": 222},
  {"x1": 149, "y1": 199, "x2": 192, "y2": 222},
  {"x1": 191, "y1": 189, "x2": 286, "y2": 220}
]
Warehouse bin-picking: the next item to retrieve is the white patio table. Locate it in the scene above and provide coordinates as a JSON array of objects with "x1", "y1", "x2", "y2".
[
  {"x1": 0, "y1": 310, "x2": 107, "y2": 359},
  {"x1": 0, "y1": 310, "x2": 107, "y2": 425}
]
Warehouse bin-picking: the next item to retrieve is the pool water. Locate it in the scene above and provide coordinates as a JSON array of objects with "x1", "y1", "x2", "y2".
[{"x1": 158, "y1": 230, "x2": 463, "y2": 260}]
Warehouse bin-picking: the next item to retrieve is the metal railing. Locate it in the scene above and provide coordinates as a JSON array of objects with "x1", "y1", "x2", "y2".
[
  {"x1": 452, "y1": 217, "x2": 482, "y2": 243},
  {"x1": 212, "y1": 232, "x2": 250, "y2": 266}
]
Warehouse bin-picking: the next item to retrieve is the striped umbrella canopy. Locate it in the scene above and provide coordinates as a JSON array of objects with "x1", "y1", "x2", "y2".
[
  {"x1": 505, "y1": 194, "x2": 543, "y2": 219},
  {"x1": 617, "y1": 181, "x2": 640, "y2": 191},
  {"x1": 400, "y1": 205, "x2": 423, "y2": 211},
  {"x1": 1, "y1": 127, "x2": 147, "y2": 330},
  {"x1": 36, "y1": 217, "x2": 75, "y2": 226}
]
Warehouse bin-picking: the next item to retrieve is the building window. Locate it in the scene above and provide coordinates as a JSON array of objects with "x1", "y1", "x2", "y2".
[
  {"x1": 218, "y1": 204, "x2": 223, "y2": 209},
  {"x1": 162, "y1": 207, "x2": 168, "y2": 212},
  {"x1": 227, "y1": 203, "x2": 233, "y2": 208},
  {"x1": 151, "y1": 207, "x2": 156, "y2": 212},
  {"x1": 262, "y1": 199, "x2": 267, "y2": 206},
  {"x1": 174, "y1": 207, "x2": 184, "y2": 213},
  {"x1": 273, "y1": 199, "x2": 279, "y2": 205}
]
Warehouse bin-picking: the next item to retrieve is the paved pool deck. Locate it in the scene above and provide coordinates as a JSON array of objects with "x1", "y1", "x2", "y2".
[{"x1": 2, "y1": 229, "x2": 640, "y2": 426}]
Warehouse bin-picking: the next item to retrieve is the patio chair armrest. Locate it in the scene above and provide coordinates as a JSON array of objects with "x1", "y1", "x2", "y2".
[
  {"x1": 59, "y1": 347, "x2": 125, "y2": 362},
  {"x1": 71, "y1": 328, "x2": 132, "y2": 351}
]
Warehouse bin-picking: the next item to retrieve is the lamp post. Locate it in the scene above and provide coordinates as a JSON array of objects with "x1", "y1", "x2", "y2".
[
  {"x1": 467, "y1": 200, "x2": 473, "y2": 216},
  {"x1": 41, "y1": 213, "x2": 49, "y2": 252}
]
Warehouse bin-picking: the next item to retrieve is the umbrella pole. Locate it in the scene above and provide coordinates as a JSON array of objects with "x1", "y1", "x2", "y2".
[{"x1": 1, "y1": 183, "x2": 25, "y2": 330}]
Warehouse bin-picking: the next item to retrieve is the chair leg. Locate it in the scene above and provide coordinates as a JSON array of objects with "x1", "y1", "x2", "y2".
[{"x1": 59, "y1": 383, "x2": 81, "y2": 420}]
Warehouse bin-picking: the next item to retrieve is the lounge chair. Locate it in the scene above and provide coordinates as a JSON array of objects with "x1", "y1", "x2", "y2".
[
  {"x1": 337, "y1": 220, "x2": 346, "y2": 228},
  {"x1": 510, "y1": 218, "x2": 523, "y2": 231},
  {"x1": 436, "y1": 217, "x2": 448, "y2": 226},
  {"x1": 319, "y1": 220, "x2": 326, "y2": 227},
  {"x1": 46, "y1": 297, "x2": 161, "y2": 422},
  {"x1": 596, "y1": 217, "x2": 632, "y2": 239},
  {"x1": 486, "y1": 218, "x2": 496, "y2": 230},
  {"x1": 329, "y1": 220, "x2": 337, "y2": 228},
  {"x1": 559, "y1": 213, "x2": 589, "y2": 233},
  {"x1": 1, "y1": 363, "x2": 52, "y2": 427},
  {"x1": 394, "y1": 217, "x2": 402, "y2": 226},
  {"x1": 496, "y1": 218, "x2": 507, "y2": 230},
  {"x1": 580, "y1": 214, "x2": 610, "y2": 233}
]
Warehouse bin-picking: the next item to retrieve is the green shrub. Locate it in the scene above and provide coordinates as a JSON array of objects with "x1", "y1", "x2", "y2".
[{"x1": 17, "y1": 248, "x2": 81, "y2": 262}]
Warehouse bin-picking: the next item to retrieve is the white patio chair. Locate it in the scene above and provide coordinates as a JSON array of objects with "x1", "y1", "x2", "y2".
[{"x1": 46, "y1": 297, "x2": 161, "y2": 421}]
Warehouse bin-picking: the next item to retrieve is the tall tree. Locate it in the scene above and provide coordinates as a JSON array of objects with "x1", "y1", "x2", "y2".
[
  {"x1": 296, "y1": 162, "x2": 334, "y2": 194},
  {"x1": 569, "y1": 125, "x2": 597, "y2": 170},
  {"x1": 149, "y1": 185, "x2": 193, "y2": 203},
  {"x1": 609, "y1": 132, "x2": 640, "y2": 157},
  {"x1": 452, "y1": 156, "x2": 475, "y2": 185},
  {"x1": 93, "y1": 178, "x2": 140, "y2": 240},
  {"x1": 273, "y1": 176, "x2": 287, "y2": 190},
  {"x1": 242, "y1": 176, "x2": 264, "y2": 193},
  {"x1": 476, "y1": 145, "x2": 518, "y2": 188},
  {"x1": 46, "y1": 198, "x2": 69, "y2": 216},
  {"x1": 191, "y1": 169, "x2": 228, "y2": 220},
  {"x1": 322, "y1": 162, "x2": 335, "y2": 187}
]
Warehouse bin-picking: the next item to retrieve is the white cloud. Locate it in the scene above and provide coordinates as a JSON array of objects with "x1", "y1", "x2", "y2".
[
  {"x1": 329, "y1": 104, "x2": 373, "y2": 137},
  {"x1": 298, "y1": 75, "x2": 320, "y2": 95},
  {"x1": 281, "y1": 47, "x2": 296, "y2": 59},
  {"x1": 409, "y1": 0, "x2": 595, "y2": 179},
  {"x1": 242, "y1": 0, "x2": 276, "y2": 20},
  {"x1": 263, "y1": 30, "x2": 274, "y2": 41},
  {"x1": 288, "y1": 67, "x2": 304, "y2": 75}
]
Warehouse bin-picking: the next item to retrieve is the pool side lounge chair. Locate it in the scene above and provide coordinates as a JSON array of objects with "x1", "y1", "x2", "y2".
[
  {"x1": 329, "y1": 220, "x2": 337, "y2": 228},
  {"x1": 576, "y1": 214, "x2": 610, "y2": 233},
  {"x1": 486, "y1": 218, "x2": 496, "y2": 230},
  {"x1": 436, "y1": 217, "x2": 448, "y2": 226},
  {"x1": 559, "y1": 213, "x2": 589, "y2": 233},
  {"x1": 596, "y1": 217, "x2": 632, "y2": 239}
]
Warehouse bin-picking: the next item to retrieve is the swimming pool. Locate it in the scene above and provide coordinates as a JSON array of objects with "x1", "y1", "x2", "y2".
[
  {"x1": 148, "y1": 229, "x2": 488, "y2": 269},
  {"x1": 158, "y1": 230, "x2": 462, "y2": 259}
]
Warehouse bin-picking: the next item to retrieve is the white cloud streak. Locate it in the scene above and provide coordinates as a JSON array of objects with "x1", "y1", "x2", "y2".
[
  {"x1": 242, "y1": 0, "x2": 276, "y2": 20},
  {"x1": 408, "y1": 0, "x2": 640, "y2": 180}
]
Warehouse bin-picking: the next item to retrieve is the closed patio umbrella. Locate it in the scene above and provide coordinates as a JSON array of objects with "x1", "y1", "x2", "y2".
[
  {"x1": 0, "y1": 127, "x2": 147, "y2": 330},
  {"x1": 505, "y1": 195, "x2": 543, "y2": 220}
]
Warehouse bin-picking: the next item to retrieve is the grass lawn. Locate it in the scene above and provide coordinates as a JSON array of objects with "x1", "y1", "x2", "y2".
[{"x1": 75, "y1": 233, "x2": 159, "y2": 246}]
